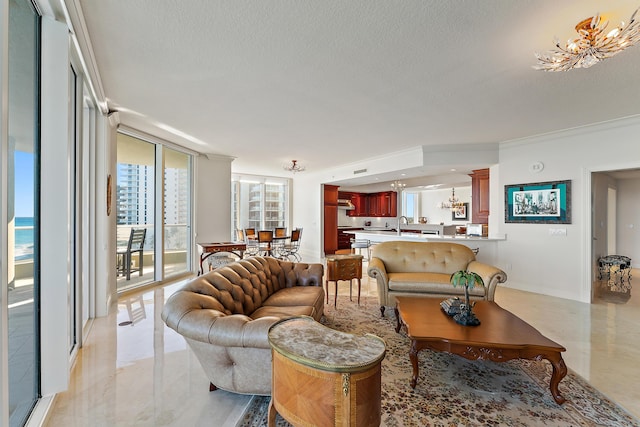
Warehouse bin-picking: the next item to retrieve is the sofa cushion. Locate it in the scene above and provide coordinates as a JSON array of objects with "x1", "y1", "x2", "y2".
[
  {"x1": 263, "y1": 286, "x2": 324, "y2": 307},
  {"x1": 388, "y1": 272, "x2": 485, "y2": 297},
  {"x1": 250, "y1": 305, "x2": 317, "y2": 320},
  {"x1": 372, "y1": 241, "x2": 475, "y2": 274}
]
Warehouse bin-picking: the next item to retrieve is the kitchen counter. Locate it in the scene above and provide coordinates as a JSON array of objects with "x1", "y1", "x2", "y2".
[
  {"x1": 344, "y1": 230, "x2": 505, "y2": 264},
  {"x1": 344, "y1": 230, "x2": 503, "y2": 241}
]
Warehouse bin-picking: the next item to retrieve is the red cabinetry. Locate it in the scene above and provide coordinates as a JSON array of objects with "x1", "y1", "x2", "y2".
[
  {"x1": 469, "y1": 168, "x2": 490, "y2": 224},
  {"x1": 324, "y1": 185, "x2": 339, "y2": 255},
  {"x1": 339, "y1": 191, "x2": 397, "y2": 217}
]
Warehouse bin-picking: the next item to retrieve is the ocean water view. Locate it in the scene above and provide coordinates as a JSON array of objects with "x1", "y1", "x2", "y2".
[{"x1": 14, "y1": 216, "x2": 34, "y2": 261}]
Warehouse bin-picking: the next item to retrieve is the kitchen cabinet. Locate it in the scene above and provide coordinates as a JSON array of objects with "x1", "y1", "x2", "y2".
[
  {"x1": 470, "y1": 168, "x2": 489, "y2": 224},
  {"x1": 337, "y1": 227, "x2": 364, "y2": 250},
  {"x1": 338, "y1": 191, "x2": 397, "y2": 217},
  {"x1": 324, "y1": 185, "x2": 339, "y2": 255},
  {"x1": 375, "y1": 191, "x2": 397, "y2": 217}
]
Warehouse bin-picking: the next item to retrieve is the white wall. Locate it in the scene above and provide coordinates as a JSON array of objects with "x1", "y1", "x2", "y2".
[
  {"x1": 496, "y1": 116, "x2": 640, "y2": 303},
  {"x1": 616, "y1": 177, "x2": 640, "y2": 264},
  {"x1": 419, "y1": 187, "x2": 472, "y2": 225},
  {"x1": 40, "y1": 15, "x2": 70, "y2": 396},
  {"x1": 291, "y1": 171, "x2": 324, "y2": 263},
  {"x1": 193, "y1": 154, "x2": 234, "y2": 268}
]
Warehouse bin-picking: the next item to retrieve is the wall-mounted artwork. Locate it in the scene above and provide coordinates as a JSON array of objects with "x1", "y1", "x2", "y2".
[
  {"x1": 452, "y1": 203, "x2": 468, "y2": 221},
  {"x1": 504, "y1": 180, "x2": 571, "y2": 224}
]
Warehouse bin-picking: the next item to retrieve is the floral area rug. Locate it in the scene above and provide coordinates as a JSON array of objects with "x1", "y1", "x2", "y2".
[{"x1": 238, "y1": 297, "x2": 639, "y2": 426}]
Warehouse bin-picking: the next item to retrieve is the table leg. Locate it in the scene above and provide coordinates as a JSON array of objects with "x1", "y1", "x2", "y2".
[
  {"x1": 546, "y1": 353, "x2": 568, "y2": 404},
  {"x1": 356, "y1": 278, "x2": 361, "y2": 304},
  {"x1": 334, "y1": 281, "x2": 338, "y2": 307},
  {"x1": 349, "y1": 279, "x2": 353, "y2": 301},
  {"x1": 409, "y1": 339, "x2": 420, "y2": 389},
  {"x1": 325, "y1": 280, "x2": 329, "y2": 304},
  {"x1": 267, "y1": 398, "x2": 276, "y2": 427}
]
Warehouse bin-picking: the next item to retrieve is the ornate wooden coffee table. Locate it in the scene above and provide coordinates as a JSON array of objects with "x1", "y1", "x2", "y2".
[{"x1": 395, "y1": 297, "x2": 568, "y2": 404}]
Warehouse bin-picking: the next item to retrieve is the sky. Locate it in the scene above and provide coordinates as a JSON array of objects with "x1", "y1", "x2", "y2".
[{"x1": 14, "y1": 150, "x2": 34, "y2": 217}]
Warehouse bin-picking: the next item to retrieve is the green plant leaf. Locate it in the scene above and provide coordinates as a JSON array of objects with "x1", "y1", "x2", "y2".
[{"x1": 450, "y1": 270, "x2": 484, "y2": 289}]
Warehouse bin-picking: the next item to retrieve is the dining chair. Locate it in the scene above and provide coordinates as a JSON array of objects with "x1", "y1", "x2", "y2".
[
  {"x1": 237, "y1": 228, "x2": 259, "y2": 256},
  {"x1": 279, "y1": 228, "x2": 302, "y2": 261},
  {"x1": 257, "y1": 230, "x2": 274, "y2": 256}
]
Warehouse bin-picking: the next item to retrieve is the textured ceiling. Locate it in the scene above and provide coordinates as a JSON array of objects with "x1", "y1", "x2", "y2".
[{"x1": 78, "y1": 0, "x2": 640, "y2": 182}]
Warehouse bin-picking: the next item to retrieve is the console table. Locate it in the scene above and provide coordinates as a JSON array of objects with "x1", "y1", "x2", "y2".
[
  {"x1": 197, "y1": 242, "x2": 246, "y2": 275},
  {"x1": 267, "y1": 317, "x2": 385, "y2": 427},
  {"x1": 325, "y1": 254, "x2": 364, "y2": 307}
]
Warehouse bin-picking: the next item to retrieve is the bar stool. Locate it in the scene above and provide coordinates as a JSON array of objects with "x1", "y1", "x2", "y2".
[{"x1": 350, "y1": 238, "x2": 371, "y2": 260}]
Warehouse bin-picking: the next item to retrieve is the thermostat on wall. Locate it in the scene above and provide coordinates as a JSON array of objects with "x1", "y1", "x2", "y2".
[{"x1": 529, "y1": 161, "x2": 544, "y2": 173}]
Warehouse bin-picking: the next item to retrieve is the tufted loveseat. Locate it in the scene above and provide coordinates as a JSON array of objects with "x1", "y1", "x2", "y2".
[
  {"x1": 367, "y1": 241, "x2": 507, "y2": 316},
  {"x1": 161, "y1": 256, "x2": 324, "y2": 395}
]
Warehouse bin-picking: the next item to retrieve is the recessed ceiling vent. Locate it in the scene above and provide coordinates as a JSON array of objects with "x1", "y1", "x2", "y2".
[{"x1": 353, "y1": 168, "x2": 367, "y2": 175}]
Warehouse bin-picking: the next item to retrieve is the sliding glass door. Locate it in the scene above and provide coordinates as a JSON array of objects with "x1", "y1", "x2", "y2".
[
  {"x1": 116, "y1": 134, "x2": 156, "y2": 290},
  {"x1": 116, "y1": 133, "x2": 192, "y2": 290},
  {"x1": 6, "y1": 0, "x2": 40, "y2": 424},
  {"x1": 163, "y1": 147, "x2": 191, "y2": 277}
]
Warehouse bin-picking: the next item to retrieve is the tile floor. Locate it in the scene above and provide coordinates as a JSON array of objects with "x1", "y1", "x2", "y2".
[{"x1": 44, "y1": 266, "x2": 640, "y2": 426}]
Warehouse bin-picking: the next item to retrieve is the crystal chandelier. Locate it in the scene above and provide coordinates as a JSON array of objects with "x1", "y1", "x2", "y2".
[
  {"x1": 283, "y1": 160, "x2": 305, "y2": 173},
  {"x1": 390, "y1": 180, "x2": 406, "y2": 191},
  {"x1": 440, "y1": 188, "x2": 465, "y2": 210},
  {"x1": 534, "y1": 8, "x2": 640, "y2": 71}
]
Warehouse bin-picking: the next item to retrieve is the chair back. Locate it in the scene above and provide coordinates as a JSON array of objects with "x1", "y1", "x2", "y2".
[
  {"x1": 290, "y1": 228, "x2": 301, "y2": 242},
  {"x1": 128, "y1": 228, "x2": 146, "y2": 251},
  {"x1": 258, "y1": 230, "x2": 273, "y2": 243},
  {"x1": 235, "y1": 229, "x2": 245, "y2": 242},
  {"x1": 274, "y1": 227, "x2": 287, "y2": 237},
  {"x1": 245, "y1": 228, "x2": 256, "y2": 238}
]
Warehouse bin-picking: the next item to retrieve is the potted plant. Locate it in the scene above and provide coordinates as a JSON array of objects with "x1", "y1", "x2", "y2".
[{"x1": 450, "y1": 270, "x2": 483, "y2": 326}]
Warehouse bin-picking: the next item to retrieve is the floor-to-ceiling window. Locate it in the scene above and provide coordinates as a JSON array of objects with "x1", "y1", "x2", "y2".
[
  {"x1": 163, "y1": 147, "x2": 190, "y2": 277},
  {"x1": 232, "y1": 174, "x2": 289, "y2": 236},
  {"x1": 116, "y1": 132, "x2": 193, "y2": 290},
  {"x1": 116, "y1": 134, "x2": 156, "y2": 290},
  {"x1": 6, "y1": 0, "x2": 40, "y2": 424}
]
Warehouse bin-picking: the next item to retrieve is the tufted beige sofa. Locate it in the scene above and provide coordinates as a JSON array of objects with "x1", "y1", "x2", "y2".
[
  {"x1": 161, "y1": 256, "x2": 324, "y2": 395},
  {"x1": 367, "y1": 241, "x2": 507, "y2": 316}
]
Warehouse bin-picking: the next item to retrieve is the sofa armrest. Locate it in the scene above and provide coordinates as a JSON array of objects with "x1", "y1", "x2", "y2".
[
  {"x1": 467, "y1": 260, "x2": 507, "y2": 301},
  {"x1": 367, "y1": 257, "x2": 388, "y2": 283},
  {"x1": 162, "y1": 305, "x2": 278, "y2": 349},
  {"x1": 367, "y1": 257, "x2": 390, "y2": 301}
]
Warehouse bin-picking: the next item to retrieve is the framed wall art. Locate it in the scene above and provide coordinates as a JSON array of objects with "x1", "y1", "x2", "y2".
[
  {"x1": 452, "y1": 203, "x2": 468, "y2": 221},
  {"x1": 504, "y1": 180, "x2": 571, "y2": 224}
]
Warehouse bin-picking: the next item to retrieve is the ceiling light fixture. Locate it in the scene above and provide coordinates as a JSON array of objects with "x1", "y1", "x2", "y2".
[
  {"x1": 439, "y1": 188, "x2": 465, "y2": 210},
  {"x1": 283, "y1": 160, "x2": 305, "y2": 173},
  {"x1": 534, "y1": 7, "x2": 640, "y2": 71},
  {"x1": 390, "y1": 180, "x2": 407, "y2": 191}
]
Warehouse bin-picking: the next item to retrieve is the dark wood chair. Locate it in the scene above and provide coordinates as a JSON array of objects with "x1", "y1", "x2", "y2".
[
  {"x1": 257, "y1": 230, "x2": 274, "y2": 256},
  {"x1": 117, "y1": 228, "x2": 146, "y2": 280},
  {"x1": 237, "y1": 228, "x2": 259, "y2": 256}
]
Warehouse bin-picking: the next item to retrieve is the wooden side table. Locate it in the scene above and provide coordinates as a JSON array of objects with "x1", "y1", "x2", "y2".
[
  {"x1": 268, "y1": 317, "x2": 386, "y2": 427},
  {"x1": 325, "y1": 254, "x2": 364, "y2": 307}
]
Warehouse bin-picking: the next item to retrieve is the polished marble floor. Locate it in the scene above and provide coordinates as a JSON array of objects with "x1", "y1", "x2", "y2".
[{"x1": 44, "y1": 266, "x2": 640, "y2": 426}]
